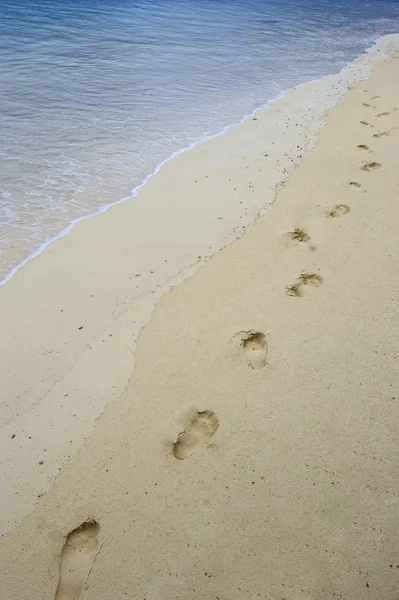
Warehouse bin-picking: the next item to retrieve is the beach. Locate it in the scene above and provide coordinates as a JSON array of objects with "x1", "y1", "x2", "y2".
[{"x1": 1, "y1": 40, "x2": 399, "y2": 600}]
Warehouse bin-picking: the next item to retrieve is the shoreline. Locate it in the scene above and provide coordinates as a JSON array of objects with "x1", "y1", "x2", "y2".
[
  {"x1": 1, "y1": 33, "x2": 398, "y2": 289},
  {"x1": 1, "y1": 34, "x2": 399, "y2": 536}
]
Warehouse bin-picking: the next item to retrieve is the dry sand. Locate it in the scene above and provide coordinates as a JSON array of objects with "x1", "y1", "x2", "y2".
[{"x1": 1, "y1": 46, "x2": 399, "y2": 600}]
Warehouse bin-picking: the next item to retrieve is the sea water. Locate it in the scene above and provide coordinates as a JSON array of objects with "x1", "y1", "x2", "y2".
[{"x1": 1, "y1": 0, "x2": 399, "y2": 283}]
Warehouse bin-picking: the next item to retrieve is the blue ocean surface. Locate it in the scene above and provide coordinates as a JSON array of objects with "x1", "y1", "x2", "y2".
[{"x1": 1, "y1": 0, "x2": 399, "y2": 281}]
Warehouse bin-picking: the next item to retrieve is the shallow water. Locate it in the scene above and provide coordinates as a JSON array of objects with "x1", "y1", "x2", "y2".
[{"x1": 1, "y1": 0, "x2": 399, "y2": 282}]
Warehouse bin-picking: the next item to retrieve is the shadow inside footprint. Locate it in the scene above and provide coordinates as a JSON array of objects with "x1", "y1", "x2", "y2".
[
  {"x1": 232, "y1": 330, "x2": 268, "y2": 370},
  {"x1": 300, "y1": 273, "x2": 323, "y2": 287},
  {"x1": 288, "y1": 228, "x2": 310, "y2": 243},
  {"x1": 362, "y1": 161, "x2": 381, "y2": 171},
  {"x1": 55, "y1": 520, "x2": 100, "y2": 600},
  {"x1": 357, "y1": 144, "x2": 369, "y2": 150},
  {"x1": 173, "y1": 410, "x2": 219, "y2": 460},
  {"x1": 287, "y1": 273, "x2": 323, "y2": 298},
  {"x1": 348, "y1": 181, "x2": 362, "y2": 189},
  {"x1": 286, "y1": 282, "x2": 306, "y2": 297},
  {"x1": 328, "y1": 204, "x2": 350, "y2": 218}
]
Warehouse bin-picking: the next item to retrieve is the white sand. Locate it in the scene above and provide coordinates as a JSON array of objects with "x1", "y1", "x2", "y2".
[{"x1": 1, "y1": 37, "x2": 399, "y2": 600}]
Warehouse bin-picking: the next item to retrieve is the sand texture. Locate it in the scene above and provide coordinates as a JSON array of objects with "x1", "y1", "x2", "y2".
[
  {"x1": 1, "y1": 49, "x2": 399, "y2": 600},
  {"x1": 1, "y1": 35, "x2": 398, "y2": 533}
]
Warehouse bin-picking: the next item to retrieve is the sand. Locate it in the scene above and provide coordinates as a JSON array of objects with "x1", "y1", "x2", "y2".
[{"x1": 1, "y1": 41, "x2": 399, "y2": 600}]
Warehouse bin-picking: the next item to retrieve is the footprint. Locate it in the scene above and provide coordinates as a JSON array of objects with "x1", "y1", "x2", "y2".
[
  {"x1": 373, "y1": 131, "x2": 390, "y2": 138},
  {"x1": 173, "y1": 410, "x2": 219, "y2": 460},
  {"x1": 300, "y1": 273, "x2": 323, "y2": 287},
  {"x1": 328, "y1": 204, "x2": 350, "y2": 218},
  {"x1": 232, "y1": 330, "x2": 268, "y2": 370},
  {"x1": 348, "y1": 181, "x2": 362, "y2": 189},
  {"x1": 287, "y1": 273, "x2": 323, "y2": 298},
  {"x1": 357, "y1": 144, "x2": 369, "y2": 150},
  {"x1": 372, "y1": 96, "x2": 380, "y2": 100},
  {"x1": 360, "y1": 121, "x2": 371, "y2": 126},
  {"x1": 363, "y1": 103, "x2": 371, "y2": 107},
  {"x1": 376, "y1": 112, "x2": 390, "y2": 117},
  {"x1": 55, "y1": 521, "x2": 100, "y2": 600},
  {"x1": 287, "y1": 228, "x2": 310, "y2": 243},
  {"x1": 362, "y1": 161, "x2": 381, "y2": 171}
]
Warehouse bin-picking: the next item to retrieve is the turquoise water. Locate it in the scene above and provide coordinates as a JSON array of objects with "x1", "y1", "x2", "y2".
[{"x1": 1, "y1": 0, "x2": 399, "y2": 282}]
